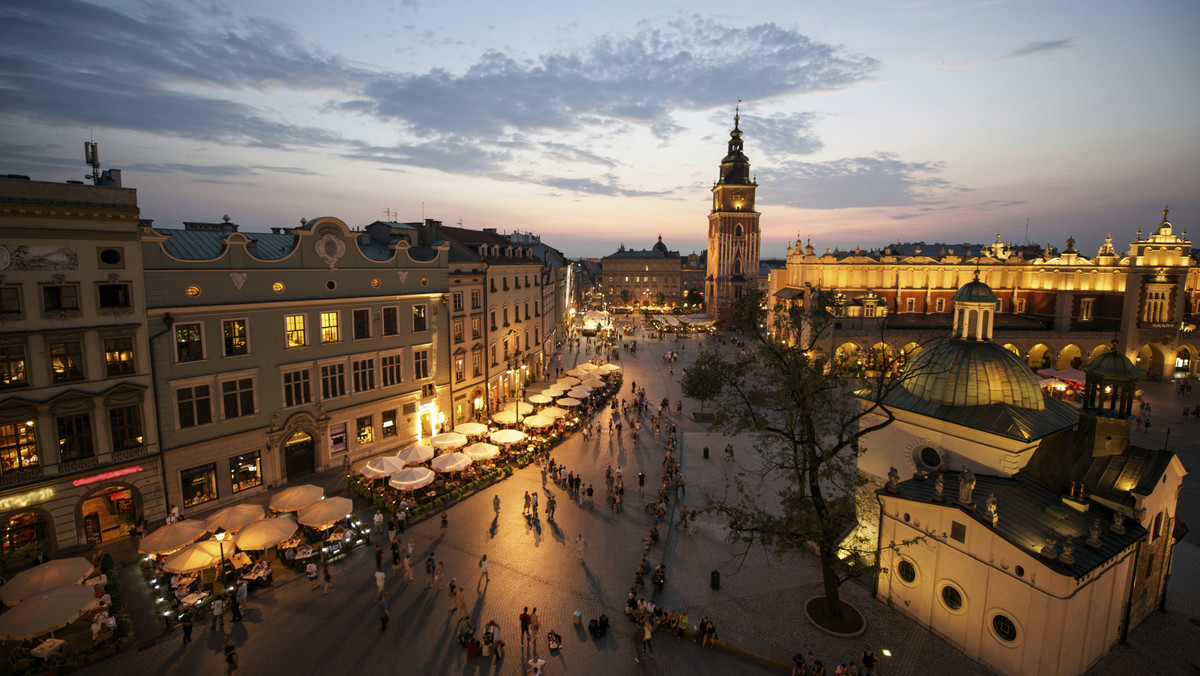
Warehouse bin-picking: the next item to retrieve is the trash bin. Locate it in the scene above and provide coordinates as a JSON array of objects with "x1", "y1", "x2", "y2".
[
  {"x1": 703, "y1": 446, "x2": 709, "y2": 459},
  {"x1": 710, "y1": 570, "x2": 720, "y2": 590}
]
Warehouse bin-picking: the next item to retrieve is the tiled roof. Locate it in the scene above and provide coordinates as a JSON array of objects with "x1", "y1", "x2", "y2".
[
  {"x1": 868, "y1": 387, "x2": 1078, "y2": 441},
  {"x1": 603, "y1": 249, "x2": 681, "y2": 260},
  {"x1": 156, "y1": 229, "x2": 299, "y2": 261}
]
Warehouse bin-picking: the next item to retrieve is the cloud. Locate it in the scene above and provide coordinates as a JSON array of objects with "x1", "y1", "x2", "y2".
[
  {"x1": 1001, "y1": 39, "x2": 1074, "y2": 61},
  {"x1": 736, "y1": 111, "x2": 824, "y2": 157},
  {"x1": 758, "y1": 153, "x2": 951, "y2": 209},
  {"x1": 537, "y1": 174, "x2": 671, "y2": 198},
  {"x1": 117, "y1": 162, "x2": 318, "y2": 179}
]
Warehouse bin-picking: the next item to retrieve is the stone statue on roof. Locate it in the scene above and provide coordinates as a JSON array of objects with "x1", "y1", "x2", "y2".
[{"x1": 957, "y1": 466, "x2": 976, "y2": 505}]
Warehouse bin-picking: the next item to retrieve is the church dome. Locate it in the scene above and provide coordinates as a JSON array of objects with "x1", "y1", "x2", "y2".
[
  {"x1": 902, "y1": 340, "x2": 1045, "y2": 409},
  {"x1": 652, "y1": 236, "x2": 668, "y2": 254},
  {"x1": 952, "y1": 278, "x2": 999, "y2": 304}
]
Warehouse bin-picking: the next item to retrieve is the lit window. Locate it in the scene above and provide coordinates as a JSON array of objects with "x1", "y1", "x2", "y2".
[
  {"x1": 104, "y1": 337, "x2": 135, "y2": 376},
  {"x1": 175, "y1": 323, "x2": 203, "y2": 361},
  {"x1": 382, "y1": 410, "x2": 397, "y2": 437},
  {"x1": 186, "y1": 286, "x2": 201, "y2": 297},
  {"x1": 0, "y1": 421, "x2": 39, "y2": 473},
  {"x1": 285, "y1": 315, "x2": 307, "y2": 347},
  {"x1": 230, "y1": 451, "x2": 262, "y2": 493},
  {"x1": 181, "y1": 463, "x2": 217, "y2": 508},
  {"x1": 413, "y1": 304, "x2": 428, "y2": 332},
  {"x1": 223, "y1": 319, "x2": 249, "y2": 356},
  {"x1": 0, "y1": 347, "x2": 27, "y2": 389},
  {"x1": 356, "y1": 416, "x2": 374, "y2": 445},
  {"x1": 49, "y1": 341, "x2": 85, "y2": 382},
  {"x1": 272, "y1": 282, "x2": 285, "y2": 293},
  {"x1": 320, "y1": 311, "x2": 340, "y2": 343}
]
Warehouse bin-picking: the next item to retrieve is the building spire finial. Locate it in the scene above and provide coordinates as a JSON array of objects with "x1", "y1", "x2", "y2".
[{"x1": 735, "y1": 97, "x2": 741, "y2": 129}]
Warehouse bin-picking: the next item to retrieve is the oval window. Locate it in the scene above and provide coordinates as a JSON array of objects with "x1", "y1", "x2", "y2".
[
  {"x1": 185, "y1": 286, "x2": 201, "y2": 297},
  {"x1": 272, "y1": 282, "x2": 285, "y2": 293},
  {"x1": 992, "y1": 615, "x2": 1017, "y2": 642},
  {"x1": 371, "y1": 279, "x2": 381, "y2": 288},
  {"x1": 941, "y1": 585, "x2": 963, "y2": 611},
  {"x1": 99, "y1": 248, "x2": 122, "y2": 265},
  {"x1": 326, "y1": 281, "x2": 336, "y2": 290},
  {"x1": 920, "y1": 447, "x2": 942, "y2": 468},
  {"x1": 898, "y1": 560, "x2": 916, "y2": 583},
  {"x1": 420, "y1": 277, "x2": 429, "y2": 287}
]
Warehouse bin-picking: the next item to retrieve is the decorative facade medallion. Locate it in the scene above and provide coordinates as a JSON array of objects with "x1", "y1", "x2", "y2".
[
  {"x1": 2, "y1": 246, "x2": 77, "y2": 270},
  {"x1": 315, "y1": 234, "x2": 345, "y2": 270},
  {"x1": 231, "y1": 272, "x2": 247, "y2": 290},
  {"x1": 397, "y1": 270, "x2": 409, "y2": 283}
]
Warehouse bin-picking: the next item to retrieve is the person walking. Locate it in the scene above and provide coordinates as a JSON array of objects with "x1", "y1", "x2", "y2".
[
  {"x1": 236, "y1": 579, "x2": 248, "y2": 609},
  {"x1": 391, "y1": 540, "x2": 401, "y2": 569},
  {"x1": 211, "y1": 594, "x2": 225, "y2": 632},
  {"x1": 373, "y1": 509, "x2": 384, "y2": 539},
  {"x1": 306, "y1": 561, "x2": 319, "y2": 591},
  {"x1": 530, "y1": 491, "x2": 539, "y2": 518},
  {"x1": 375, "y1": 568, "x2": 386, "y2": 594},
  {"x1": 376, "y1": 593, "x2": 389, "y2": 631},
  {"x1": 575, "y1": 534, "x2": 587, "y2": 562},
  {"x1": 479, "y1": 554, "x2": 490, "y2": 584},
  {"x1": 180, "y1": 608, "x2": 193, "y2": 644},
  {"x1": 638, "y1": 471, "x2": 644, "y2": 494},
  {"x1": 228, "y1": 591, "x2": 242, "y2": 622},
  {"x1": 529, "y1": 608, "x2": 541, "y2": 648},
  {"x1": 404, "y1": 553, "x2": 414, "y2": 582},
  {"x1": 322, "y1": 564, "x2": 332, "y2": 594},
  {"x1": 487, "y1": 620, "x2": 505, "y2": 662},
  {"x1": 435, "y1": 561, "x2": 446, "y2": 590},
  {"x1": 448, "y1": 579, "x2": 460, "y2": 615},
  {"x1": 519, "y1": 607, "x2": 531, "y2": 644},
  {"x1": 440, "y1": 511, "x2": 448, "y2": 530},
  {"x1": 425, "y1": 553, "x2": 437, "y2": 588},
  {"x1": 546, "y1": 494, "x2": 556, "y2": 519},
  {"x1": 640, "y1": 619, "x2": 656, "y2": 661},
  {"x1": 493, "y1": 494, "x2": 501, "y2": 515},
  {"x1": 374, "y1": 544, "x2": 383, "y2": 572},
  {"x1": 523, "y1": 492, "x2": 531, "y2": 516}
]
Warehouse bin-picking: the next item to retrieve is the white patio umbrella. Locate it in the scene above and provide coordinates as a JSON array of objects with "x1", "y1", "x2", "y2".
[
  {"x1": 502, "y1": 402, "x2": 535, "y2": 416},
  {"x1": 581, "y1": 378, "x2": 604, "y2": 388},
  {"x1": 361, "y1": 456, "x2": 407, "y2": 478},
  {"x1": 523, "y1": 414, "x2": 554, "y2": 429},
  {"x1": 557, "y1": 376, "x2": 580, "y2": 386},
  {"x1": 203, "y1": 503, "x2": 265, "y2": 533},
  {"x1": 296, "y1": 497, "x2": 354, "y2": 529},
  {"x1": 0, "y1": 585, "x2": 99, "y2": 640},
  {"x1": 568, "y1": 387, "x2": 593, "y2": 398},
  {"x1": 454, "y1": 422, "x2": 489, "y2": 436},
  {"x1": 269, "y1": 484, "x2": 324, "y2": 513},
  {"x1": 234, "y1": 516, "x2": 298, "y2": 550},
  {"x1": 539, "y1": 406, "x2": 566, "y2": 419},
  {"x1": 138, "y1": 520, "x2": 209, "y2": 555},
  {"x1": 489, "y1": 429, "x2": 527, "y2": 445},
  {"x1": 0, "y1": 558, "x2": 93, "y2": 607},
  {"x1": 566, "y1": 367, "x2": 589, "y2": 377},
  {"x1": 430, "y1": 452, "x2": 472, "y2": 473},
  {"x1": 556, "y1": 397, "x2": 582, "y2": 407},
  {"x1": 541, "y1": 388, "x2": 565, "y2": 398},
  {"x1": 463, "y1": 442, "x2": 500, "y2": 461},
  {"x1": 162, "y1": 539, "x2": 237, "y2": 575},
  {"x1": 396, "y1": 444, "x2": 435, "y2": 465},
  {"x1": 389, "y1": 467, "x2": 435, "y2": 490},
  {"x1": 597, "y1": 363, "x2": 620, "y2": 373},
  {"x1": 492, "y1": 411, "x2": 519, "y2": 425},
  {"x1": 577, "y1": 362, "x2": 598, "y2": 372},
  {"x1": 431, "y1": 432, "x2": 468, "y2": 450},
  {"x1": 528, "y1": 394, "x2": 553, "y2": 404}
]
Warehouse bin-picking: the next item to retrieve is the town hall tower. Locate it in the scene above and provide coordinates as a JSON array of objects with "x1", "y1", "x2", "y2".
[{"x1": 705, "y1": 109, "x2": 761, "y2": 323}]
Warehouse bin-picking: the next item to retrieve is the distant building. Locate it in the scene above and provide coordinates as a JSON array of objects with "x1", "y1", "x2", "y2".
[
  {"x1": 600, "y1": 237, "x2": 681, "y2": 307},
  {"x1": 0, "y1": 174, "x2": 166, "y2": 553},
  {"x1": 768, "y1": 210, "x2": 1195, "y2": 379},
  {"x1": 705, "y1": 110, "x2": 761, "y2": 323}
]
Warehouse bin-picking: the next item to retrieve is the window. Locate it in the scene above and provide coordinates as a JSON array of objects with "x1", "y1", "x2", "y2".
[
  {"x1": 352, "y1": 358, "x2": 376, "y2": 392},
  {"x1": 422, "y1": 383, "x2": 436, "y2": 398},
  {"x1": 471, "y1": 290, "x2": 481, "y2": 308},
  {"x1": 356, "y1": 416, "x2": 374, "y2": 445},
  {"x1": 864, "y1": 305, "x2": 876, "y2": 318},
  {"x1": 0, "y1": 421, "x2": 38, "y2": 472},
  {"x1": 472, "y1": 351, "x2": 482, "y2": 377},
  {"x1": 320, "y1": 311, "x2": 340, "y2": 343},
  {"x1": 230, "y1": 451, "x2": 262, "y2": 493},
  {"x1": 454, "y1": 356, "x2": 465, "y2": 382},
  {"x1": 104, "y1": 337, "x2": 135, "y2": 376},
  {"x1": 1080, "y1": 298, "x2": 1094, "y2": 322},
  {"x1": 320, "y1": 363, "x2": 346, "y2": 399},
  {"x1": 97, "y1": 283, "x2": 131, "y2": 308},
  {"x1": 534, "y1": 302, "x2": 539, "y2": 316},
  {"x1": 223, "y1": 319, "x2": 248, "y2": 356},
  {"x1": 42, "y1": 284, "x2": 79, "y2": 312},
  {"x1": 0, "y1": 346, "x2": 27, "y2": 389},
  {"x1": 453, "y1": 321, "x2": 464, "y2": 344},
  {"x1": 941, "y1": 585, "x2": 963, "y2": 611},
  {"x1": 906, "y1": 298, "x2": 915, "y2": 312},
  {"x1": 49, "y1": 341, "x2": 85, "y2": 383},
  {"x1": 452, "y1": 292, "x2": 463, "y2": 311},
  {"x1": 950, "y1": 521, "x2": 966, "y2": 542},
  {"x1": 1, "y1": 512, "x2": 48, "y2": 554},
  {"x1": 175, "y1": 323, "x2": 203, "y2": 362},
  {"x1": 353, "y1": 309, "x2": 371, "y2": 340},
  {"x1": 1153, "y1": 512, "x2": 1164, "y2": 540},
  {"x1": 897, "y1": 560, "x2": 916, "y2": 584},
  {"x1": 176, "y1": 385, "x2": 213, "y2": 428},
  {"x1": 991, "y1": 615, "x2": 1017, "y2": 643},
  {"x1": 490, "y1": 311, "x2": 496, "y2": 329},
  {"x1": 936, "y1": 298, "x2": 945, "y2": 312},
  {"x1": 285, "y1": 315, "x2": 307, "y2": 348},
  {"x1": 282, "y1": 369, "x2": 312, "y2": 407},
  {"x1": 221, "y1": 377, "x2": 256, "y2": 419},
  {"x1": 1145, "y1": 288, "x2": 1169, "y2": 323},
  {"x1": 0, "y1": 286, "x2": 21, "y2": 315},
  {"x1": 471, "y1": 318, "x2": 481, "y2": 339},
  {"x1": 181, "y1": 463, "x2": 218, "y2": 508},
  {"x1": 382, "y1": 307, "x2": 399, "y2": 336},
  {"x1": 524, "y1": 303, "x2": 530, "y2": 320},
  {"x1": 503, "y1": 309, "x2": 509, "y2": 326},
  {"x1": 380, "y1": 353, "x2": 402, "y2": 387},
  {"x1": 56, "y1": 412, "x2": 94, "y2": 460},
  {"x1": 412, "y1": 304, "x2": 427, "y2": 332},
  {"x1": 413, "y1": 349, "x2": 430, "y2": 380},
  {"x1": 1015, "y1": 299, "x2": 1026, "y2": 313},
  {"x1": 919, "y1": 447, "x2": 941, "y2": 469},
  {"x1": 329, "y1": 423, "x2": 347, "y2": 454},
  {"x1": 382, "y1": 409, "x2": 398, "y2": 437},
  {"x1": 108, "y1": 404, "x2": 143, "y2": 450}
]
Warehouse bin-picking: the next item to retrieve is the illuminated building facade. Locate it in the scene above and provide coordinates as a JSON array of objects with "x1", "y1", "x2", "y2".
[
  {"x1": 601, "y1": 237, "x2": 682, "y2": 307},
  {"x1": 706, "y1": 110, "x2": 761, "y2": 324}
]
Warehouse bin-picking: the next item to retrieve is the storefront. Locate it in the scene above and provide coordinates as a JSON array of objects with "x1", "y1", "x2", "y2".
[{"x1": 79, "y1": 485, "x2": 138, "y2": 545}]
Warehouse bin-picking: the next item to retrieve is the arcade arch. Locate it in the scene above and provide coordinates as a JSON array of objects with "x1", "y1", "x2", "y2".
[
  {"x1": 1027, "y1": 344, "x2": 1052, "y2": 370},
  {"x1": 1057, "y1": 344, "x2": 1083, "y2": 371}
]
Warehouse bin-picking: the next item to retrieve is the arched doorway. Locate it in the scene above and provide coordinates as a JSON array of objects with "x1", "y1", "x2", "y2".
[
  {"x1": 1057, "y1": 344, "x2": 1082, "y2": 371},
  {"x1": 1028, "y1": 344, "x2": 1052, "y2": 370},
  {"x1": 1136, "y1": 344, "x2": 1165, "y2": 377},
  {"x1": 833, "y1": 343, "x2": 862, "y2": 376},
  {"x1": 1, "y1": 509, "x2": 53, "y2": 555},
  {"x1": 1002, "y1": 344, "x2": 1021, "y2": 357},
  {"x1": 1089, "y1": 344, "x2": 1111, "y2": 362},
  {"x1": 283, "y1": 431, "x2": 316, "y2": 480},
  {"x1": 80, "y1": 484, "x2": 140, "y2": 545},
  {"x1": 899, "y1": 342, "x2": 922, "y2": 368}
]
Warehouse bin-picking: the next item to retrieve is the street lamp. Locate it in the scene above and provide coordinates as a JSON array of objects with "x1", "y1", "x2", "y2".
[{"x1": 214, "y1": 527, "x2": 227, "y2": 584}]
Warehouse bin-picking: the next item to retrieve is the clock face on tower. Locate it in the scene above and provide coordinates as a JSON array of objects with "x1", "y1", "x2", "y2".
[{"x1": 732, "y1": 189, "x2": 746, "y2": 209}]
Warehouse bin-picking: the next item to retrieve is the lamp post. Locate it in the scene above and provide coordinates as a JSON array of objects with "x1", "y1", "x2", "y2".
[{"x1": 214, "y1": 527, "x2": 227, "y2": 584}]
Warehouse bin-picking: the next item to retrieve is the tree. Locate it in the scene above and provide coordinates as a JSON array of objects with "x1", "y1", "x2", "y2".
[
  {"x1": 620, "y1": 289, "x2": 631, "y2": 305},
  {"x1": 681, "y1": 350, "x2": 724, "y2": 415},
  {"x1": 685, "y1": 290, "x2": 703, "y2": 309},
  {"x1": 694, "y1": 290, "x2": 925, "y2": 629},
  {"x1": 655, "y1": 292, "x2": 666, "y2": 307}
]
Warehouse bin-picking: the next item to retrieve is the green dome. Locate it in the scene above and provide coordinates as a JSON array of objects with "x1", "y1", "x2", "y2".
[
  {"x1": 1082, "y1": 350, "x2": 1142, "y2": 379},
  {"x1": 952, "y1": 279, "x2": 999, "y2": 304},
  {"x1": 903, "y1": 340, "x2": 1044, "y2": 409}
]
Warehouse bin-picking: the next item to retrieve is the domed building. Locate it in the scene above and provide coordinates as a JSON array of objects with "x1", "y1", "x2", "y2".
[
  {"x1": 861, "y1": 277, "x2": 1187, "y2": 676},
  {"x1": 600, "y1": 236, "x2": 682, "y2": 307}
]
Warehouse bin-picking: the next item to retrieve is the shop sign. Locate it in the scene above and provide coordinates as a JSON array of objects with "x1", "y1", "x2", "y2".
[
  {"x1": 0, "y1": 488, "x2": 54, "y2": 510},
  {"x1": 71, "y1": 465, "x2": 145, "y2": 487}
]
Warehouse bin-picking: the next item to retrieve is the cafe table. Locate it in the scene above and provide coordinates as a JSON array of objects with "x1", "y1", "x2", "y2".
[{"x1": 31, "y1": 639, "x2": 65, "y2": 659}]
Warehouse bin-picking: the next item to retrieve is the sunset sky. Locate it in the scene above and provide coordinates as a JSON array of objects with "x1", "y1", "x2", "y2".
[{"x1": 2, "y1": 0, "x2": 1197, "y2": 259}]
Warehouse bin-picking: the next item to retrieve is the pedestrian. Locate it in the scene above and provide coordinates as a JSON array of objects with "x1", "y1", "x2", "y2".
[
  {"x1": 493, "y1": 494, "x2": 501, "y2": 515},
  {"x1": 180, "y1": 608, "x2": 193, "y2": 644},
  {"x1": 523, "y1": 491, "x2": 531, "y2": 515},
  {"x1": 404, "y1": 554, "x2": 414, "y2": 581},
  {"x1": 576, "y1": 534, "x2": 587, "y2": 562},
  {"x1": 211, "y1": 594, "x2": 225, "y2": 632},
  {"x1": 641, "y1": 619, "x2": 656, "y2": 660},
  {"x1": 323, "y1": 563, "x2": 332, "y2": 594},
  {"x1": 397, "y1": 508, "x2": 407, "y2": 533},
  {"x1": 546, "y1": 494, "x2": 556, "y2": 519},
  {"x1": 375, "y1": 568, "x2": 386, "y2": 594},
  {"x1": 528, "y1": 657, "x2": 546, "y2": 676},
  {"x1": 391, "y1": 540, "x2": 401, "y2": 569},
  {"x1": 236, "y1": 579, "x2": 248, "y2": 608},
  {"x1": 455, "y1": 582, "x2": 468, "y2": 615},
  {"x1": 373, "y1": 509, "x2": 384, "y2": 538},
  {"x1": 519, "y1": 607, "x2": 531, "y2": 643},
  {"x1": 448, "y1": 579, "x2": 459, "y2": 615},
  {"x1": 374, "y1": 544, "x2": 383, "y2": 571},
  {"x1": 377, "y1": 593, "x2": 389, "y2": 631},
  {"x1": 531, "y1": 491, "x2": 539, "y2": 518},
  {"x1": 860, "y1": 648, "x2": 879, "y2": 676},
  {"x1": 228, "y1": 592, "x2": 242, "y2": 622},
  {"x1": 529, "y1": 608, "x2": 540, "y2": 647},
  {"x1": 440, "y1": 511, "x2": 448, "y2": 529},
  {"x1": 435, "y1": 561, "x2": 446, "y2": 590},
  {"x1": 487, "y1": 620, "x2": 505, "y2": 661},
  {"x1": 223, "y1": 638, "x2": 239, "y2": 675},
  {"x1": 425, "y1": 553, "x2": 436, "y2": 588},
  {"x1": 306, "y1": 561, "x2": 319, "y2": 591},
  {"x1": 638, "y1": 471, "x2": 644, "y2": 494},
  {"x1": 479, "y1": 554, "x2": 490, "y2": 584}
]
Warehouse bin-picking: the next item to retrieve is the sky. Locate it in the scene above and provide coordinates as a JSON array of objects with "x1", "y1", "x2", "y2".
[{"x1": 1, "y1": 0, "x2": 1197, "y2": 259}]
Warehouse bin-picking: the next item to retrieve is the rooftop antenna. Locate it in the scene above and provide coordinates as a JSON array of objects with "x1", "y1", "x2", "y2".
[
  {"x1": 1024, "y1": 216, "x2": 1030, "y2": 245},
  {"x1": 84, "y1": 140, "x2": 101, "y2": 185},
  {"x1": 381, "y1": 208, "x2": 397, "y2": 221}
]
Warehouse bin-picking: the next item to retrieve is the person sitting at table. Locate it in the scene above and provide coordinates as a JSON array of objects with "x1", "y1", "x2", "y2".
[
  {"x1": 261, "y1": 561, "x2": 273, "y2": 586},
  {"x1": 94, "y1": 582, "x2": 106, "y2": 599}
]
